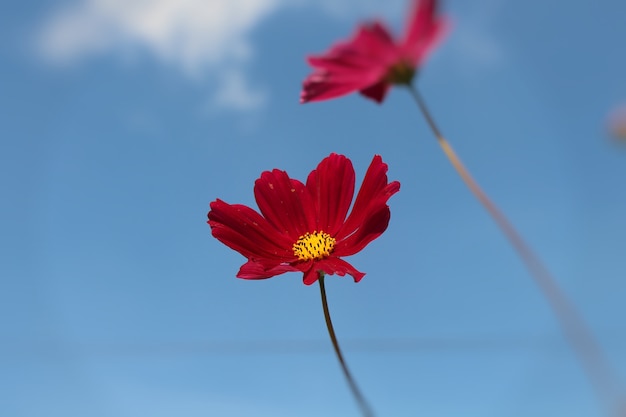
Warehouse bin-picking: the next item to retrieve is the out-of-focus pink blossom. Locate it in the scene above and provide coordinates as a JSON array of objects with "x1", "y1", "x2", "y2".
[{"x1": 301, "y1": 0, "x2": 448, "y2": 104}]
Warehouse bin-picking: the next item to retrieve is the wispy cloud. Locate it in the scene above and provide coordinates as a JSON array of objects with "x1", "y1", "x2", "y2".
[
  {"x1": 608, "y1": 104, "x2": 626, "y2": 140},
  {"x1": 37, "y1": 0, "x2": 279, "y2": 111},
  {"x1": 446, "y1": 0, "x2": 507, "y2": 75},
  {"x1": 210, "y1": 70, "x2": 268, "y2": 111},
  {"x1": 39, "y1": 0, "x2": 279, "y2": 73}
]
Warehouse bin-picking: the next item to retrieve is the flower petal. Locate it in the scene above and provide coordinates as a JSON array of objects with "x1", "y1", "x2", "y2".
[
  {"x1": 301, "y1": 22, "x2": 398, "y2": 103},
  {"x1": 359, "y1": 80, "x2": 391, "y2": 103},
  {"x1": 336, "y1": 155, "x2": 400, "y2": 241},
  {"x1": 254, "y1": 169, "x2": 315, "y2": 241},
  {"x1": 237, "y1": 260, "x2": 302, "y2": 280},
  {"x1": 302, "y1": 267, "x2": 322, "y2": 285},
  {"x1": 404, "y1": 0, "x2": 437, "y2": 47},
  {"x1": 334, "y1": 205, "x2": 391, "y2": 257},
  {"x1": 301, "y1": 74, "x2": 373, "y2": 103},
  {"x1": 316, "y1": 257, "x2": 366, "y2": 283},
  {"x1": 401, "y1": 0, "x2": 449, "y2": 65},
  {"x1": 343, "y1": 22, "x2": 397, "y2": 61},
  {"x1": 208, "y1": 199, "x2": 295, "y2": 261},
  {"x1": 306, "y1": 153, "x2": 355, "y2": 235},
  {"x1": 309, "y1": 22, "x2": 396, "y2": 71}
]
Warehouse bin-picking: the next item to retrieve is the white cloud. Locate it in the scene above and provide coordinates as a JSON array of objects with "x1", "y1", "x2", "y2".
[
  {"x1": 211, "y1": 70, "x2": 268, "y2": 111},
  {"x1": 446, "y1": 0, "x2": 507, "y2": 74},
  {"x1": 39, "y1": 0, "x2": 279, "y2": 74},
  {"x1": 37, "y1": 0, "x2": 280, "y2": 111}
]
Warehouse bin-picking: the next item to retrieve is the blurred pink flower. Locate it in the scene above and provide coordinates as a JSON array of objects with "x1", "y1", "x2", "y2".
[
  {"x1": 301, "y1": 0, "x2": 448, "y2": 104},
  {"x1": 609, "y1": 105, "x2": 626, "y2": 140}
]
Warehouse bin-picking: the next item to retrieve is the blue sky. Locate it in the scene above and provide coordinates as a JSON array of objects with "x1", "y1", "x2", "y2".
[{"x1": 1, "y1": 0, "x2": 626, "y2": 416}]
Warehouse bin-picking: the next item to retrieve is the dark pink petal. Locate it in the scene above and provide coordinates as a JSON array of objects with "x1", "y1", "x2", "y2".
[
  {"x1": 301, "y1": 58, "x2": 388, "y2": 103},
  {"x1": 301, "y1": 74, "x2": 375, "y2": 103},
  {"x1": 208, "y1": 199, "x2": 295, "y2": 261},
  {"x1": 336, "y1": 155, "x2": 400, "y2": 241},
  {"x1": 237, "y1": 260, "x2": 302, "y2": 280},
  {"x1": 359, "y1": 80, "x2": 391, "y2": 103},
  {"x1": 301, "y1": 22, "x2": 398, "y2": 103},
  {"x1": 403, "y1": 0, "x2": 437, "y2": 47},
  {"x1": 307, "y1": 55, "x2": 376, "y2": 74},
  {"x1": 350, "y1": 22, "x2": 397, "y2": 60},
  {"x1": 403, "y1": 18, "x2": 449, "y2": 65},
  {"x1": 306, "y1": 153, "x2": 355, "y2": 235},
  {"x1": 254, "y1": 170, "x2": 315, "y2": 241},
  {"x1": 401, "y1": 0, "x2": 449, "y2": 65},
  {"x1": 312, "y1": 22, "x2": 396, "y2": 69},
  {"x1": 302, "y1": 268, "x2": 321, "y2": 285},
  {"x1": 316, "y1": 257, "x2": 366, "y2": 283},
  {"x1": 304, "y1": 63, "x2": 381, "y2": 84},
  {"x1": 334, "y1": 205, "x2": 391, "y2": 257}
]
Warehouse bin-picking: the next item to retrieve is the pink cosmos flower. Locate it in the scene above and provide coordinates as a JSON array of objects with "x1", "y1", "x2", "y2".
[
  {"x1": 300, "y1": 0, "x2": 448, "y2": 104},
  {"x1": 208, "y1": 153, "x2": 400, "y2": 285}
]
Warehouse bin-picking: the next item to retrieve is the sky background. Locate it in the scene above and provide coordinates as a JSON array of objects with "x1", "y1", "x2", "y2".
[{"x1": 1, "y1": 0, "x2": 626, "y2": 416}]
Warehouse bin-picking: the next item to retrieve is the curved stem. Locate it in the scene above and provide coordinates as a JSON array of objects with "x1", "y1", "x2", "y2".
[
  {"x1": 407, "y1": 84, "x2": 623, "y2": 416},
  {"x1": 318, "y1": 273, "x2": 375, "y2": 417}
]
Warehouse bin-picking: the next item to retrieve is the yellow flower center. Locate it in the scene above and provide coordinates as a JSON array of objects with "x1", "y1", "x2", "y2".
[{"x1": 292, "y1": 231, "x2": 336, "y2": 261}]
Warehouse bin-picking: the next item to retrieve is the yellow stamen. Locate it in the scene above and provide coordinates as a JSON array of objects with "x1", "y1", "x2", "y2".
[{"x1": 293, "y1": 231, "x2": 336, "y2": 261}]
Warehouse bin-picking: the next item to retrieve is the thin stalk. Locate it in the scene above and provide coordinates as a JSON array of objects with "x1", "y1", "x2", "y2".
[
  {"x1": 406, "y1": 83, "x2": 623, "y2": 416},
  {"x1": 318, "y1": 273, "x2": 375, "y2": 417}
]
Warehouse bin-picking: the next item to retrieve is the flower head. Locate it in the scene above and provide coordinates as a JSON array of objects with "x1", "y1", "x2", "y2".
[
  {"x1": 300, "y1": 0, "x2": 448, "y2": 104},
  {"x1": 608, "y1": 105, "x2": 626, "y2": 140},
  {"x1": 208, "y1": 153, "x2": 400, "y2": 285}
]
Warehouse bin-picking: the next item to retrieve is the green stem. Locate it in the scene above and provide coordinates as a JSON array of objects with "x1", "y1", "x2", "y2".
[
  {"x1": 406, "y1": 83, "x2": 623, "y2": 416},
  {"x1": 318, "y1": 273, "x2": 375, "y2": 417}
]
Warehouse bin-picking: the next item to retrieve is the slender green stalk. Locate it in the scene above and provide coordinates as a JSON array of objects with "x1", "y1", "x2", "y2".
[
  {"x1": 406, "y1": 83, "x2": 623, "y2": 416},
  {"x1": 318, "y1": 273, "x2": 375, "y2": 417}
]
